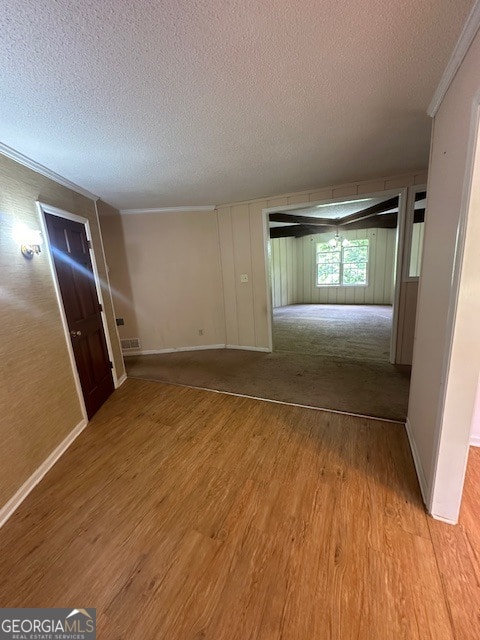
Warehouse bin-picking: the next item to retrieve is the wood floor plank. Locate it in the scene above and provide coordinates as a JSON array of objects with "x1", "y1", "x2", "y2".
[
  {"x1": 427, "y1": 447, "x2": 480, "y2": 640},
  {"x1": 0, "y1": 379, "x2": 474, "y2": 639}
]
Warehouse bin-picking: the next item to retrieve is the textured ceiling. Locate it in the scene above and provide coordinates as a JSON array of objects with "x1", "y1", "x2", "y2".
[{"x1": 0, "y1": 1, "x2": 474, "y2": 209}]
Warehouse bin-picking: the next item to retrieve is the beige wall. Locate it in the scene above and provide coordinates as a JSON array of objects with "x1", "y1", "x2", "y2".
[
  {"x1": 119, "y1": 211, "x2": 226, "y2": 351},
  {"x1": 0, "y1": 154, "x2": 123, "y2": 510},
  {"x1": 407, "y1": 27, "x2": 480, "y2": 522},
  {"x1": 97, "y1": 201, "x2": 139, "y2": 341},
  {"x1": 218, "y1": 171, "x2": 426, "y2": 350}
]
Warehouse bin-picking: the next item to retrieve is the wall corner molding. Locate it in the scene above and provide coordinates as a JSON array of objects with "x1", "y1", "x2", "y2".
[
  {"x1": 428, "y1": 0, "x2": 480, "y2": 117},
  {"x1": 120, "y1": 205, "x2": 216, "y2": 215},
  {"x1": 115, "y1": 372, "x2": 128, "y2": 388},
  {"x1": 0, "y1": 418, "x2": 88, "y2": 529},
  {"x1": 0, "y1": 143, "x2": 98, "y2": 201}
]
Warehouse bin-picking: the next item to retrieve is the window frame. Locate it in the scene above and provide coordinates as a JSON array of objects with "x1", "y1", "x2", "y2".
[{"x1": 315, "y1": 238, "x2": 369, "y2": 287}]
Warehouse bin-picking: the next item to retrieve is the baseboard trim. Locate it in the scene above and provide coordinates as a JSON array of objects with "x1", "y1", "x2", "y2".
[
  {"x1": 0, "y1": 418, "x2": 88, "y2": 529},
  {"x1": 115, "y1": 372, "x2": 128, "y2": 388},
  {"x1": 428, "y1": 512, "x2": 458, "y2": 525},
  {"x1": 470, "y1": 435, "x2": 480, "y2": 447},
  {"x1": 405, "y1": 418, "x2": 429, "y2": 508},
  {"x1": 124, "y1": 344, "x2": 226, "y2": 356},
  {"x1": 226, "y1": 345, "x2": 271, "y2": 353}
]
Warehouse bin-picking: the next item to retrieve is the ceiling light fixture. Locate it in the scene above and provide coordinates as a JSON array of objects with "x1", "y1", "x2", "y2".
[{"x1": 328, "y1": 231, "x2": 349, "y2": 249}]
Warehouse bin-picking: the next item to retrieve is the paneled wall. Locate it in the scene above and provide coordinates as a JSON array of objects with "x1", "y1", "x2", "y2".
[
  {"x1": 270, "y1": 237, "x2": 297, "y2": 308},
  {"x1": 295, "y1": 228, "x2": 395, "y2": 305},
  {"x1": 271, "y1": 228, "x2": 395, "y2": 308},
  {"x1": 0, "y1": 154, "x2": 123, "y2": 510},
  {"x1": 218, "y1": 171, "x2": 426, "y2": 349}
]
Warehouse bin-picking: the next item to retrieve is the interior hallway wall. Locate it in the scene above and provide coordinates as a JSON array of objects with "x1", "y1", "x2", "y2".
[
  {"x1": 407, "y1": 25, "x2": 480, "y2": 522},
  {"x1": 0, "y1": 154, "x2": 123, "y2": 511},
  {"x1": 97, "y1": 201, "x2": 139, "y2": 341}
]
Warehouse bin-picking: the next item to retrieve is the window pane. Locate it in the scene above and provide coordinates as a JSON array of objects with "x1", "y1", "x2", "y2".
[
  {"x1": 343, "y1": 263, "x2": 367, "y2": 285},
  {"x1": 317, "y1": 250, "x2": 341, "y2": 264},
  {"x1": 316, "y1": 242, "x2": 332, "y2": 252},
  {"x1": 343, "y1": 245, "x2": 368, "y2": 263},
  {"x1": 317, "y1": 264, "x2": 340, "y2": 285}
]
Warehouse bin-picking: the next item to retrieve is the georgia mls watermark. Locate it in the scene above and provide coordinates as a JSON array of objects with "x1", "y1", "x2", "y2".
[{"x1": 0, "y1": 608, "x2": 96, "y2": 640}]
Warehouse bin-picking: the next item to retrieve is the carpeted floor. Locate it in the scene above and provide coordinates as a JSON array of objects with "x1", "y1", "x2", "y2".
[
  {"x1": 273, "y1": 304, "x2": 392, "y2": 361},
  {"x1": 125, "y1": 304, "x2": 410, "y2": 421}
]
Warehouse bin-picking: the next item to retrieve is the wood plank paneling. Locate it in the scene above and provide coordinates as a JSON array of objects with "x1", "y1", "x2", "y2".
[
  {"x1": 218, "y1": 207, "x2": 239, "y2": 345},
  {"x1": 273, "y1": 228, "x2": 396, "y2": 306},
  {"x1": 395, "y1": 281, "x2": 419, "y2": 365},
  {"x1": 217, "y1": 172, "x2": 426, "y2": 349}
]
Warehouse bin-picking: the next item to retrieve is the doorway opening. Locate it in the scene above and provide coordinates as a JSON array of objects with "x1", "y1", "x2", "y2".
[{"x1": 264, "y1": 188, "x2": 426, "y2": 417}]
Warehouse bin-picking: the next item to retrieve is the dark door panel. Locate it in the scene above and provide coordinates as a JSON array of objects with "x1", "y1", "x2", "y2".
[{"x1": 45, "y1": 213, "x2": 114, "y2": 419}]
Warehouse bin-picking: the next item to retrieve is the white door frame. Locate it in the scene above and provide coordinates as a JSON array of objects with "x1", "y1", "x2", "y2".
[
  {"x1": 427, "y1": 98, "x2": 480, "y2": 523},
  {"x1": 37, "y1": 202, "x2": 118, "y2": 418},
  {"x1": 262, "y1": 188, "x2": 408, "y2": 363}
]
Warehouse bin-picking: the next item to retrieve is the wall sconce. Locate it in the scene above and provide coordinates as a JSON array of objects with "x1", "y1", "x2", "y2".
[{"x1": 13, "y1": 224, "x2": 43, "y2": 259}]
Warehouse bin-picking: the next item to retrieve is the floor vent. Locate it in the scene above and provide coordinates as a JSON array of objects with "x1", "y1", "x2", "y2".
[{"x1": 121, "y1": 338, "x2": 141, "y2": 351}]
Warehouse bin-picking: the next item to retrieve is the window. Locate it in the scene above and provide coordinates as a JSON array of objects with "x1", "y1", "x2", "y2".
[{"x1": 316, "y1": 238, "x2": 369, "y2": 286}]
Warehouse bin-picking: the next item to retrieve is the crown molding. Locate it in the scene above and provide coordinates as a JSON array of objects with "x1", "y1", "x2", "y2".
[
  {"x1": 428, "y1": 0, "x2": 480, "y2": 117},
  {"x1": 0, "y1": 142, "x2": 98, "y2": 201},
  {"x1": 120, "y1": 205, "x2": 216, "y2": 215}
]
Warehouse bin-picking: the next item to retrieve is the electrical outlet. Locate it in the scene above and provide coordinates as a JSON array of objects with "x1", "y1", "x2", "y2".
[{"x1": 240, "y1": 274, "x2": 249, "y2": 283}]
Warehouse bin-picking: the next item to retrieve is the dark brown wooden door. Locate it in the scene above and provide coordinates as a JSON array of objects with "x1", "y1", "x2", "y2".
[{"x1": 45, "y1": 213, "x2": 114, "y2": 419}]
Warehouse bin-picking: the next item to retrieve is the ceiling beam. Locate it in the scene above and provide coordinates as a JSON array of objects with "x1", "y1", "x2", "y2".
[
  {"x1": 269, "y1": 224, "x2": 336, "y2": 239},
  {"x1": 339, "y1": 196, "x2": 399, "y2": 225},
  {"x1": 269, "y1": 212, "x2": 335, "y2": 226},
  {"x1": 269, "y1": 208, "x2": 425, "y2": 239}
]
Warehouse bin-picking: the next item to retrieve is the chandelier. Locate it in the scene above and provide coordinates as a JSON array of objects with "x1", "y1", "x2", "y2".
[{"x1": 328, "y1": 231, "x2": 350, "y2": 249}]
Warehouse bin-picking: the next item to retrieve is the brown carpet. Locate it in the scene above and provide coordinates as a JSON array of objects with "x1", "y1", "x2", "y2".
[
  {"x1": 274, "y1": 304, "x2": 392, "y2": 361},
  {"x1": 126, "y1": 304, "x2": 410, "y2": 421}
]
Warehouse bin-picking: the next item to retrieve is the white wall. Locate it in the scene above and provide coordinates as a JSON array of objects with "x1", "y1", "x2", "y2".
[
  {"x1": 297, "y1": 228, "x2": 395, "y2": 305},
  {"x1": 470, "y1": 378, "x2": 480, "y2": 447},
  {"x1": 407, "y1": 25, "x2": 480, "y2": 522},
  {"x1": 120, "y1": 210, "x2": 226, "y2": 352},
  {"x1": 271, "y1": 228, "x2": 395, "y2": 308}
]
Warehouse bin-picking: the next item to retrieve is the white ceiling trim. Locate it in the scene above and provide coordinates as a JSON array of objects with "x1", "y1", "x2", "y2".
[
  {"x1": 428, "y1": 0, "x2": 480, "y2": 117},
  {"x1": 0, "y1": 141, "x2": 98, "y2": 201},
  {"x1": 120, "y1": 206, "x2": 216, "y2": 215}
]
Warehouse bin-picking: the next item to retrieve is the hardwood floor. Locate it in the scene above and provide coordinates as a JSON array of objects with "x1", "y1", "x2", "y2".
[{"x1": 0, "y1": 379, "x2": 477, "y2": 639}]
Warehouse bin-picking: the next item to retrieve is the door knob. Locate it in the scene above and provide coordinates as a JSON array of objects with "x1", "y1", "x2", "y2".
[{"x1": 70, "y1": 330, "x2": 82, "y2": 337}]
